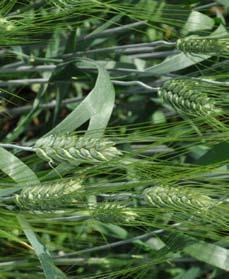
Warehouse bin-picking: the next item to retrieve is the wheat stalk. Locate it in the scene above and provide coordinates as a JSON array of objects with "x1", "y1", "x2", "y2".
[
  {"x1": 35, "y1": 134, "x2": 122, "y2": 165},
  {"x1": 176, "y1": 36, "x2": 229, "y2": 55},
  {"x1": 158, "y1": 79, "x2": 221, "y2": 117},
  {"x1": 15, "y1": 179, "x2": 84, "y2": 211}
]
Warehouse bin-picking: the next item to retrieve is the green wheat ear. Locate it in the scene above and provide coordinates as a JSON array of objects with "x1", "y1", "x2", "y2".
[
  {"x1": 176, "y1": 36, "x2": 229, "y2": 55},
  {"x1": 158, "y1": 79, "x2": 221, "y2": 117},
  {"x1": 35, "y1": 134, "x2": 122, "y2": 165},
  {"x1": 15, "y1": 179, "x2": 84, "y2": 211},
  {"x1": 144, "y1": 186, "x2": 217, "y2": 212},
  {"x1": 91, "y1": 203, "x2": 138, "y2": 223}
]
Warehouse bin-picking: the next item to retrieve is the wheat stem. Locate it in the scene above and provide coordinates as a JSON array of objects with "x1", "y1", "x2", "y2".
[
  {"x1": 0, "y1": 143, "x2": 34, "y2": 152},
  {"x1": 195, "y1": 2, "x2": 217, "y2": 10},
  {"x1": 128, "y1": 50, "x2": 179, "y2": 59},
  {"x1": 54, "y1": 222, "x2": 181, "y2": 258},
  {"x1": 112, "y1": 80, "x2": 159, "y2": 91},
  {"x1": 79, "y1": 21, "x2": 147, "y2": 41},
  {"x1": 4, "y1": 97, "x2": 83, "y2": 117},
  {"x1": 65, "y1": 41, "x2": 176, "y2": 57},
  {"x1": 0, "y1": 64, "x2": 56, "y2": 73}
]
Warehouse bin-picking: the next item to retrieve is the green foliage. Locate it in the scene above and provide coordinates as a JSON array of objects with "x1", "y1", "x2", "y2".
[{"x1": 0, "y1": 1, "x2": 228, "y2": 278}]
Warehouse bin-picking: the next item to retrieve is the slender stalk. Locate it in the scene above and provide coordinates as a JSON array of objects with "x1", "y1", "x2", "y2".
[
  {"x1": 198, "y1": 79, "x2": 229, "y2": 86},
  {"x1": 128, "y1": 50, "x2": 179, "y2": 59},
  {"x1": 0, "y1": 78, "x2": 159, "y2": 91},
  {"x1": 0, "y1": 64, "x2": 57, "y2": 73},
  {"x1": 0, "y1": 143, "x2": 34, "y2": 152},
  {"x1": 79, "y1": 21, "x2": 147, "y2": 41},
  {"x1": 112, "y1": 80, "x2": 159, "y2": 91},
  {"x1": 0, "y1": 78, "x2": 49, "y2": 86},
  {"x1": 55, "y1": 223, "x2": 181, "y2": 258},
  {"x1": 5, "y1": 96, "x2": 84, "y2": 117},
  {"x1": 195, "y1": 2, "x2": 217, "y2": 11},
  {"x1": 65, "y1": 41, "x2": 176, "y2": 57}
]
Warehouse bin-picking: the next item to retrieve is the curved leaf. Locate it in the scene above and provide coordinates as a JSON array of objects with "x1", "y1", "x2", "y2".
[
  {"x1": 184, "y1": 242, "x2": 229, "y2": 271},
  {"x1": 47, "y1": 60, "x2": 115, "y2": 137},
  {"x1": 0, "y1": 147, "x2": 39, "y2": 184},
  {"x1": 17, "y1": 215, "x2": 67, "y2": 279}
]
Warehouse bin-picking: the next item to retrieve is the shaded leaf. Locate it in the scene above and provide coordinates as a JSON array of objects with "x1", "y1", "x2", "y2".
[
  {"x1": 0, "y1": 147, "x2": 39, "y2": 184},
  {"x1": 184, "y1": 242, "x2": 229, "y2": 271},
  {"x1": 91, "y1": 221, "x2": 128, "y2": 239},
  {"x1": 17, "y1": 215, "x2": 66, "y2": 279},
  {"x1": 182, "y1": 11, "x2": 214, "y2": 35},
  {"x1": 197, "y1": 142, "x2": 229, "y2": 165},
  {"x1": 47, "y1": 60, "x2": 115, "y2": 137}
]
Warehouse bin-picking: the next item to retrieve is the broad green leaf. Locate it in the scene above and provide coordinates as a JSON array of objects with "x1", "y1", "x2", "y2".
[
  {"x1": 174, "y1": 267, "x2": 200, "y2": 279},
  {"x1": 162, "y1": 233, "x2": 229, "y2": 271},
  {"x1": 217, "y1": 0, "x2": 229, "y2": 8},
  {"x1": 0, "y1": 147, "x2": 39, "y2": 184},
  {"x1": 91, "y1": 221, "x2": 128, "y2": 239},
  {"x1": 0, "y1": 186, "x2": 21, "y2": 198},
  {"x1": 182, "y1": 11, "x2": 214, "y2": 35},
  {"x1": 17, "y1": 215, "x2": 66, "y2": 279},
  {"x1": 146, "y1": 52, "x2": 209, "y2": 75},
  {"x1": 197, "y1": 142, "x2": 229, "y2": 165},
  {"x1": 184, "y1": 242, "x2": 229, "y2": 271},
  {"x1": 47, "y1": 60, "x2": 115, "y2": 137}
]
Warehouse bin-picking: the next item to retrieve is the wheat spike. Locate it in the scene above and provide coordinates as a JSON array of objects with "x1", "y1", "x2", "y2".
[
  {"x1": 15, "y1": 179, "x2": 84, "y2": 211},
  {"x1": 176, "y1": 36, "x2": 229, "y2": 55},
  {"x1": 35, "y1": 134, "x2": 122, "y2": 165},
  {"x1": 144, "y1": 186, "x2": 217, "y2": 212},
  {"x1": 158, "y1": 79, "x2": 220, "y2": 117},
  {"x1": 91, "y1": 203, "x2": 137, "y2": 223}
]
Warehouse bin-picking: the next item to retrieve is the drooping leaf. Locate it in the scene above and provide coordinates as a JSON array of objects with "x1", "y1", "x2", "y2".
[
  {"x1": 0, "y1": 147, "x2": 39, "y2": 184},
  {"x1": 197, "y1": 142, "x2": 229, "y2": 165},
  {"x1": 91, "y1": 221, "x2": 128, "y2": 240},
  {"x1": 17, "y1": 215, "x2": 67, "y2": 279},
  {"x1": 184, "y1": 242, "x2": 229, "y2": 271},
  {"x1": 47, "y1": 60, "x2": 115, "y2": 137},
  {"x1": 182, "y1": 11, "x2": 215, "y2": 35}
]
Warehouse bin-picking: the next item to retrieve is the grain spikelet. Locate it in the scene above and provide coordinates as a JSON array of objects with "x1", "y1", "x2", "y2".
[
  {"x1": 176, "y1": 36, "x2": 229, "y2": 55},
  {"x1": 35, "y1": 134, "x2": 122, "y2": 165},
  {"x1": 15, "y1": 179, "x2": 84, "y2": 211}
]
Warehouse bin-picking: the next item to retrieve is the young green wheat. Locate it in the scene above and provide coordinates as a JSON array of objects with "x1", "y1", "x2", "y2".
[
  {"x1": 15, "y1": 179, "x2": 84, "y2": 211},
  {"x1": 35, "y1": 134, "x2": 122, "y2": 165},
  {"x1": 176, "y1": 36, "x2": 229, "y2": 56},
  {"x1": 158, "y1": 78, "x2": 223, "y2": 117}
]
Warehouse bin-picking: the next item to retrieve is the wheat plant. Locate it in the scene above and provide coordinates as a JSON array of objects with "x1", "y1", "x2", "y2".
[{"x1": 0, "y1": 1, "x2": 228, "y2": 279}]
